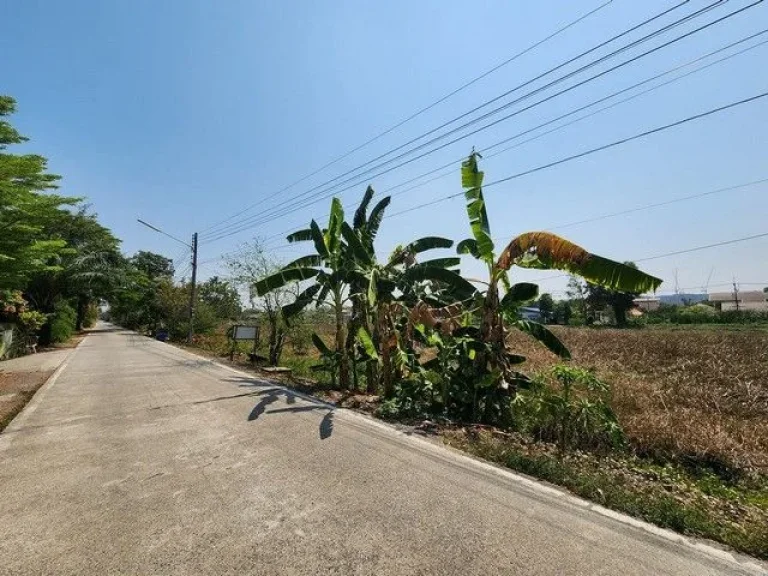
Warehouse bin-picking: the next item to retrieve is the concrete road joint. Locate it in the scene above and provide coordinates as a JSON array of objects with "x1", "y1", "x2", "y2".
[{"x1": 162, "y1": 338, "x2": 765, "y2": 574}]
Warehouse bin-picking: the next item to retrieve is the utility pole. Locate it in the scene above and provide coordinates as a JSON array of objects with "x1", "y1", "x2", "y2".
[
  {"x1": 732, "y1": 277, "x2": 740, "y2": 312},
  {"x1": 187, "y1": 232, "x2": 198, "y2": 344},
  {"x1": 136, "y1": 218, "x2": 197, "y2": 341}
]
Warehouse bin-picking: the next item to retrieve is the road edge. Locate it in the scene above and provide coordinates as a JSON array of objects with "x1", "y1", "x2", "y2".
[
  {"x1": 0, "y1": 333, "x2": 87, "y2": 439},
  {"x1": 159, "y1": 338, "x2": 767, "y2": 575}
]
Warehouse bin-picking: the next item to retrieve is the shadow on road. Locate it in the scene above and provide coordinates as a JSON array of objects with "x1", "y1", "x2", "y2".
[
  {"x1": 244, "y1": 386, "x2": 335, "y2": 440},
  {"x1": 84, "y1": 326, "x2": 123, "y2": 334}
]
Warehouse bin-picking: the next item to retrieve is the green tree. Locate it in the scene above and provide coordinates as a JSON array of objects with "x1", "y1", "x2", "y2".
[
  {"x1": 0, "y1": 95, "x2": 75, "y2": 289},
  {"x1": 198, "y1": 276, "x2": 241, "y2": 320},
  {"x1": 226, "y1": 240, "x2": 298, "y2": 366},
  {"x1": 566, "y1": 276, "x2": 589, "y2": 323},
  {"x1": 254, "y1": 199, "x2": 352, "y2": 387},
  {"x1": 339, "y1": 186, "x2": 470, "y2": 394},
  {"x1": 537, "y1": 293, "x2": 554, "y2": 322},
  {"x1": 585, "y1": 262, "x2": 640, "y2": 327},
  {"x1": 452, "y1": 152, "x2": 661, "y2": 421},
  {"x1": 553, "y1": 300, "x2": 572, "y2": 325},
  {"x1": 130, "y1": 251, "x2": 174, "y2": 280},
  {"x1": 25, "y1": 206, "x2": 123, "y2": 333}
]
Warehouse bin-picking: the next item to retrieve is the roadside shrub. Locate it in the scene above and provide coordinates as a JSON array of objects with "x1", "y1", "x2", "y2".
[
  {"x1": 0, "y1": 289, "x2": 28, "y2": 321},
  {"x1": 49, "y1": 301, "x2": 77, "y2": 343},
  {"x1": 513, "y1": 365, "x2": 625, "y2": 453},
  {"x1": 377, "y1": 375, "x2": 436, "y2": 420},
  {"x1": 287, "y1": 318, "x2": 311, "y2": 355},
  {"x1": 644, "y1": 305, "x2": 768, "y2": 325},
  {"x1": 83, "y1": 303, "x2": 99, "y2": 328}
]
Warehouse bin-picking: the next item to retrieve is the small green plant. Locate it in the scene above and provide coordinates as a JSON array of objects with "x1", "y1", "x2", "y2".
[
  {"x1": 49, "y1": 301, "x2": 77, "y2": 343},
  {"x1": 83, "y1": 303, "x2": 99, "y2": 328},
  {"x1": 287, "y1": 318, "x2": 311, "y2": 355},
  {"x1": 376, "y1": 376, "x2": 436, "y2": 420},
  {"x1": 514, "y1": 365, "x2": 624, "y2": 453}
]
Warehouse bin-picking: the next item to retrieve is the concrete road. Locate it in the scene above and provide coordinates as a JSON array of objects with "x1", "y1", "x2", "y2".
[{"x1": 0, "y1": 325, "x2": 764, "y2": 575}]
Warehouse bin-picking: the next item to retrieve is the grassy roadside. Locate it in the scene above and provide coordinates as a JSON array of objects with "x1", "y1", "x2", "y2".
[{"x1": 444, "y1": 427, "x2": 768, "y2": 560}]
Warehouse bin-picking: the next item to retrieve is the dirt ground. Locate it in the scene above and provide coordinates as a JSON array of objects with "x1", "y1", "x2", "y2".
[
  {"x1": 506, "y1": 326, "x2": 768, "y2": 474},
  {"x1": 0, "y1": 370, "x2": 54, "y2": 431}
]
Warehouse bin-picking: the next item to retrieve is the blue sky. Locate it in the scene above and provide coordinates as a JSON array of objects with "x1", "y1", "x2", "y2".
[{"x1": 3, "y1": 0, "x2": 768, "y2": 297}]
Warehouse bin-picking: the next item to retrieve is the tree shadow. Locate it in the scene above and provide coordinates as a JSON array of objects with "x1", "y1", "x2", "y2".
[
  {"x1": 320, "y1": 411, "x2": 334, "y2": 440},
  {"x1": 224, "y1": 375, "x2": 274, "y2": 390},
  {"x1": 245, "y1": 387, "x2": 334, "y2": 439},
  {"x1": 248, "y1": 391, "x2": 281, "y2": 421},
  {"x1": 83, "y1": 326, "x2": 122, "y2": 334}
]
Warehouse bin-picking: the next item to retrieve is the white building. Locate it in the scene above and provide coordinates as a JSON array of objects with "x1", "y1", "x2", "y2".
[{"x1": 708, "y1": 290, "x2": 768, "y2": 312}]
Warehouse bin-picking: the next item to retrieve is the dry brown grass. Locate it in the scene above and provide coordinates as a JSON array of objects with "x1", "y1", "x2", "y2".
[{"x1": 506, "y1": 327, "x2": 768, "y2": 474}]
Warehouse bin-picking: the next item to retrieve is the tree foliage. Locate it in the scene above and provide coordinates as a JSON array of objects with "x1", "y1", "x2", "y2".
[
  {"x1": 0, "y1": 95, "x2": 126, "y2": 348},
  {"x1": 0, "y1": 96, "x2": 76, "y2": 290},
  {"x1": 251, "y1": 153, "x2": 662, "y2": 422}
]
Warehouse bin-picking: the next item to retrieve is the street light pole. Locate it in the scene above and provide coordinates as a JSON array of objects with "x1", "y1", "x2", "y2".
[
  {"x1": 136, "y1": 218, "x2": 198, "y2": 342},
  {"x1": 187, "y1": 232, "x2": 198, "y2": 344}
]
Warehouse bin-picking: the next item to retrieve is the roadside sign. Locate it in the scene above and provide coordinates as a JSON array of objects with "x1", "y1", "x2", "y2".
[{"x1": 231, "y1": 325, "x2": 257, "y2": 341}]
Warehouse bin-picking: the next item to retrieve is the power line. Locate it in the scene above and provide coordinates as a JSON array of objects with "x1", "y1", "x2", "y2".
[
  {"x1": 636, "y1": 231, "x2": 768, "y2": 262},
  {"x1": 198, "y1": 0, "x2": 616, "y2": 235},
  {"x1": 205, "y1": 1, "x2": 760, "y2": 243},
  {"x1": 542, "y1": 179, "x2": 768, "y2": 233},
  {"x1": 381, "y1": 90, "x2": 768, "y2": 220},
  {"x1": 204, "y1": 174, "x2": 768, "y2": 273},
  {"x1": 200, "y1": 48, "x2": 768, "y2": 269},
  {"x1": 529, "y1": 231, "x2": 768, "y2": 287},
  {"x1": 137, "y1": 218, "x2": 191, "y2": 248},
  {"x1": 655, "y1": 281, "x2": 768, "y2": 294},
  {"x1": 201, "y1": 0, "x2": 712, "y2": 241},
  {"x1": 252, "y1": 31, "x2": 768, "y2": 250},
  {"x1": 208, "y1": 81, "x2": 768, "y2": 262}
]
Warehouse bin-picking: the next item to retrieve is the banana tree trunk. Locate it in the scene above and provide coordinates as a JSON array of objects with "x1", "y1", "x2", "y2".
[
  {"x1": 377, "y1": 305, "x2": 395, "y2": 397},
  {"x1": 334, "y1": 289, "x2": 350, "y2": 389},
  {"x1": 476, "y1": 280, "x2": 505, "y2": 420},
  {"x1": 268, "y1": 327, "x2": 285, "y2": 366},
  {"x1": 361, "y1": 304, "x2": 379, "y2": 394}
]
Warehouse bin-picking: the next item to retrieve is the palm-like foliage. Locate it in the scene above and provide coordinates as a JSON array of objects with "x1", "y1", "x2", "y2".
[
  {"x1": 254, "y1": 154, "x2": 661, "y2": 417},
  {"x1": 254, "y1": 198, "x2": 355, "y2": 387},
  {"x1": 453, "y1": 152, "x2": 662, "y2": 419},
  {"x1": 341, "y1": 187, "x2": 474, "y2": 394}
]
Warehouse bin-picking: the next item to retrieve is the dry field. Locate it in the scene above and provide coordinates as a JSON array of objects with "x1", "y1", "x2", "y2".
[{"x1": 506, "y1": 327, "x2": 768, "y2": 475}]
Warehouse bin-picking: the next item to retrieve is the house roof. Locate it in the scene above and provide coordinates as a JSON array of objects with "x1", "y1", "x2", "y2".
[{"x1": 709, "y1": 290, "x2": 766, "y2": 303}]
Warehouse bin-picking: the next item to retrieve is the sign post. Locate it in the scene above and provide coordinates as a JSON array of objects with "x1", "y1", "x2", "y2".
[{"x1": 228, "y1": 325, "x2": 260, "y2": 361}]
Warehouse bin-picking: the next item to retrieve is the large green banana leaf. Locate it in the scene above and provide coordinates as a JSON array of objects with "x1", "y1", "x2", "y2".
[
  {"x1": 281, "y1": 283, "x2": 323, "y2": 318},
  {"x1": 516, "y1": 320, "x2": 571, "y2": 359},
  {"x1": 461, "y1": 153, "x2": 494, "y2": 264},
  {"x1": 401, "y1": 265, "x2": 477, "y2": 299},
  {"x1": 286, "y1": 228, "x2": 312, "y2": 243},
  {"x1": 254, "y1": 267, "x2": 319, "y2": 296},
  {"x1": 353, "y1": 186, "x2": 375, "y2": 230},
  {"x1": 500, "y1": 282, "x2": 539, "y2": 309},
  {"x1": 404, "y1": 236, "x2": 454, "y2": 254}
]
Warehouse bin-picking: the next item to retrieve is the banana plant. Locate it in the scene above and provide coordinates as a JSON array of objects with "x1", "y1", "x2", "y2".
[
  {"x1": 341, "y1": 186, "x2": 477, "y2": 396},
  {"x1": 254, "y1": 197, "x2": 357, "y2": 388},
  {"x1": 455, "y1": 152, "x2": 662, "y2": 415}
]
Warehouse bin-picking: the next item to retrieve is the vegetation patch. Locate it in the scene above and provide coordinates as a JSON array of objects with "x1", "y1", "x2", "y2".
[
  {"x1": 505, "y1": 327, "x2": 768, "y2": 474},
  {"x1": 443, "y1": 427, "x2": 768, "y2": 560}
]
